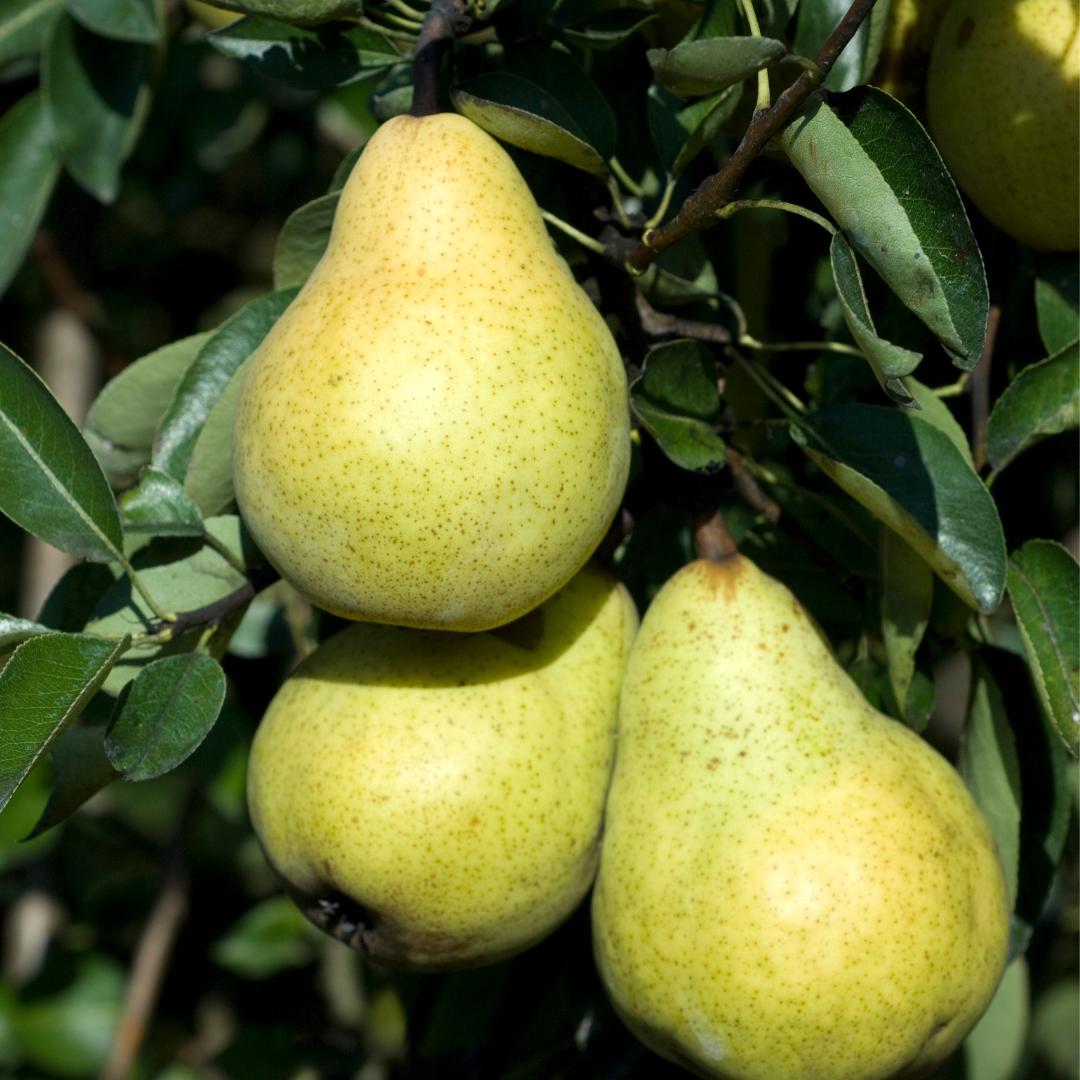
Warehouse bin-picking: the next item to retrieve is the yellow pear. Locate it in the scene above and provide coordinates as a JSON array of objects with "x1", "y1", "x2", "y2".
[
  {"x1": 926, "y1": 0, "x2": 1079, "y2": 250},
  {"x1": 592, "y1": 554, "x2": 1010, "y2": 1080},
  {"x1": 247, "y1": 562, "x2": 638, "y2": 971},
  {"x1": 233, "y1": 113, "x2": 631, "y2": 631}
]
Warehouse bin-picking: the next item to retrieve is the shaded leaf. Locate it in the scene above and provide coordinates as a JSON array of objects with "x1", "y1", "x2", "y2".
[
  {"x1": 212, "y1": 895, "x2": 318, "y2": 979},
  {"x1": 105, "y1": 652, "x2": 227, "y2": 780},
  {"x1": 986, "y1": 341, "x2": 1079, "y2": 478},
  {"x1": 197, "y1": 0, "x2": 362, "y2": 23},
  {"x1": 120, "y1": 465, "x2": 205, "y2": 536},
  {"x1": 1034, "y1": 276, "x2": 1079, "y2": 355},
  {"x1": 879, "y1": 525, "x2": 932, "y2": 723},
  {"x1": 0, "y1": 0, "x2": 64, "y2": 64},
  {"x1": 0, "y1": 91, "x2": 61, "y2": 298},
  {"x1": 41, "y1": 13, "x2": 153, "y2": 202},
  {"x1": 154, "y1": 288, "x2": 298, "y2": 482},
  {"x1": 28, "y1": 723, "x2": 120, "y2": 837},
  {"x1": 67, "y1": 0, "x2": 159, "y2": 42},
  {"x1": 1006, "y1": 539, "x2": 1079, "y2": 754},
  {"x1": 792, "y1": 0, "x2": 889, "y2": 90},
  {"x1": 648, "y1": 82, "x2": 744, "y2": 180},
  {"x1": 452, "y1": 75, "x2": 608, "y2": 177},
  {"x1": 779, "y1": 87, "x2": 987, "y2": 368},
  {"x1": 561, "y1": 7, "x2": 657, "y2": 49},
  {"x1": 904, "y1": 375, "x2": 973, "y2": 467},
  {"x1": 647, "y1": 36, "x2": 786, "y2": 98},
  {"x1": 0, "y1": 633, "x2": 129, "y2": 813},
  {"x1": 793, "y1": 404, "x2": 1007, "y2": 612},
  {"x1": 0, "y1": 340, "x2": 124, "y2": 562},
  {"x1": 630, "y1": 339, "x2": 726, "y2": 472},
  {"x1": 328, "y1": 143, "x2": 362, "y2": 193},
  {"x1": 273, "y1": 192, "x2": 337, "y2": 290},
  {"x1": 964, "y1": 956, "x2": 1029, "y2": 1080},
  {"x1": 38, "y1": 562, "x2": 119, "y2": 630},
  {"x1": 0, "y1": 614, "x2": 54, "y2": 650}
]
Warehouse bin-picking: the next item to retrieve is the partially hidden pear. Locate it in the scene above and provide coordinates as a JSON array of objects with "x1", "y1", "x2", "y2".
[
  {"x1": 593, "y1": 554, "x2": 1010, "y2": 1080},
  {"x1": 248, "y1": 562, "x2": 638, "y2": 971},
  {"x1": 233, "y1": 113, "x2": 631, "y2": 631}
]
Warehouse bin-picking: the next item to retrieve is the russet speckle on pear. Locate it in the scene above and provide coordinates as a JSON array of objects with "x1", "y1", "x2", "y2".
[
  {"x1": 247, "y1": 562, "x2": 638, "y2": 971},
  {"x1": 232, "y1": 112, "x2": 631, "y2": 631},
  {"x1": 593, "y1": 555, "x2": 1010, "y2": 1080}
]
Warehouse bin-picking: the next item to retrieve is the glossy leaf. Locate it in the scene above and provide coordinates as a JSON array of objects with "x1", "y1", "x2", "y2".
[
  {"x1": 120, "y1": 465, "x2": 205, "y2": 536},
  {"x1": 0, "y1": 341, "x2": 125, "y2": 562},
  {"x1": 185, "y1": 356, "x2": 251, "y2": 517},
  {"x1": 67, "y1": 0, "x2": 159, "y2": 42},
  {"x1": 0, "y1": 614, "x2": 54, "y2": 650},
  {"x1": 28, "y1": 722, "x2": 120, "y2": 837},
  {"x1": 198, "y1": 0, "x2": 361, "y2": 22},
  {"x1": 904, "y1": 376, "x2": 973, "y2": 467},
  {"x1": 793, "y1": 404, "x2": 1007, "y2": 612},
  {"x1": 779, "y1": 87, "x2": 988, "y2": 368},
  {"x1": 960, "y1": 655, "x2": 1021, "y2": 908},
  {"x1": 630, "y1": 339, "x2": 726, "y2": 472},
  {"x1": 0, "y1": 91, "x2": 61, "y2": 298},
  {"x1": 42, "y1": 13, "x2": 153, "y2": 202},
  {"x1": 105, "y1": 652, "x2": 227, "y2": 780},
  {"x1": 829, "y1": 231, "x2": 922, "y2": 402},
  {"x1": 0, "y1": 633, "x2": 129, "y2": 813},
  {"x1": 879, "y1": 526, "x2": 932, "y2": 724},
  {"x1": 1006, "y1": 539, "x2": 1079, "y2": 753},
  {"x1": 964, "y1": 957, "x2": 1029, "y2": 1080},
  {"x1": 452, "y1": 75, "x2": 608, "y2": 177},
  {"x1": 1034, "y1": 276, "x2": 1079, "y2": 355},
  {"x1": 561, "y1": 7, "x2": 657, "y2": 49},
  {"x1": 273, "y1": 192, "x2": 337, "y2": 289},
  {"x1": 647, "y1": 36, "x2": 786, "y2": 98},
  {"x1": 986, "y1": 341, "x2": 1079, "y2": 478},
  {"x1": 208, "y1": 18, "x2": 399, "y2": 90},
  {"x1": 0, "y1": 0, "x2": 64, "y2": 63},
  {"x1": 154, "y1": 287, "x2": 298, "y2": 482},
  {"x1": 792, "y1": 0, "x2": 889, "y2": 90}
]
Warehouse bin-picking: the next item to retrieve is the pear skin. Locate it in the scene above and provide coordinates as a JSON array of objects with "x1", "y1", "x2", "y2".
[
  {"x1": 248, "y1": 563, "x2": 638, "y2": 971},
  {"x1": 592, "y1": 555, "x2": 1010, "y2": 1080},
  {"x1": 233, "y1": 113, "x2": 631, "y2": 631}
]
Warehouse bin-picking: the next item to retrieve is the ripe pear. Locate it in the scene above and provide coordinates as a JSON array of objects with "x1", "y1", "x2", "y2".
[
  {"x1": 233, "y1": 113, "x2": 631, "y2": 631},
  {"x1": 926, "y1": 0, "x2": 1079, "y2": 250},
  {"x1": 247, "y1": 562, "x2": 638, "y2": 971},
  {"x1": 592, "y1": 555, "x2": 1010, "y2": 1080}
]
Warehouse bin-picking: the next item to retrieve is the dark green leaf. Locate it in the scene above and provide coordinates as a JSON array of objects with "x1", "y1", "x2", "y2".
[
  {"x1": 0, "y1": 0, "x2": 64, "y2": 63},
  {"x1": 630, "y1": 339, "x2": 726, "y2": 472},
  {"x1": 273, "y1": 192, "x2": 337, "y2": 289},
  {"x1": 153, "y1": 288, "x2": 298, "y2": 482},
  {"x1": 986, "y1": 341, "x2": 1079, "y2": 478},
  {"x1": 208, "y1": 17, "x2": 399, "y2": 90},
  {"x1": 41, "y1": 13, "x2": 153, "y2": 202},
  {"x1": 0, "y1": 633, "x2": 129, "y2": 813},
  {"x1": 105, "y1": 652, "x2": 227, "y2": 780},
  {"x1": 793, "y1": 404, "x2": 1007, "y2": 612},
  {"x1": 903, "y1": 668, "x2": 935, "y2": 733},
  {"x1": 0, "y1": 614, "x2": 54, "y2": 649},
  {"x1": 120, "y1": 465, "x2": 205, "y2": 536},
  {"x1": 197, "y1": 0, "x2": 362, "y2": 22},
  {"x1": 452, "y1": 75, "x2": 608, "y2": 177},
  {"x1": 212, "y1": 896, "x2": 318, "y2": 979},
  {"x1": 0, "y1": 340, "x2": 125, "y2": 562},
  {"x1": 779, "y1": 87, "x2": 988, "y2": 368},
  {"x1": 328, "y1": 143, "x2": 362, "y2": 193},
  {"x1": 1034, "y1": 276, "x2": 1079, "y2": 355},
  {"x1": 67, "y1": 0, "x2": 159, "y2": 43},
  {"x1": 38, "y1": 562, "x2": 119, "y2": 630},
  {"x1": 648, "y1": 81, "x2": 744, "y2": 180},
  {"x1": 829, "y1": 231, "x2": 922, "y2": 400},
  {"x1": 792, "y1": 0, "x2": 889, "y2": 90},
  {"x1": 0, "y1": 91, "x2": 61, "y2": 299},
  {"x1": 561, "y1": 7, "x2": 657, "y2": 49},
  {"x1": 1006, "y1": 540, "x2": 1079, "y2": 754},
  {"x1": 647, "y1": 36, "x2": 786, "y2": 98},
  {"x1": 28, "y1": 723, "x2": 120, "y2": 837},
  {"x1": 879, "y1": 525, "x2": 932, "y2": 722},
  {"x1": 904, "y1": 375, "x2": 974, "y2": 466}
]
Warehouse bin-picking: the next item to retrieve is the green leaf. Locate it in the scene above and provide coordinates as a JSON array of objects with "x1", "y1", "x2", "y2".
[
  {"x1": 793, "y1": 404, "x2": 1007, "y2": 612},
  {"x1": 120, "y1": 465, "x2": 205, "y2": 536},
  {"x1": 964, "y1": 956, "x2": 1029, "y2": 1080},
  {"x1": 647, "y1": 36, "x2": 786, "y2": 98},
  {"x1": 105, "y1": 652, "x2": 227, "y2": 780},
  {"x1": 212, "y1": 896, "x2": 318, "y2": 979},
  {"x1": 779, "y1": 87, "x2": 988, "y2": 368},
  {"x1": 630, "y1": 339, "x2": 726, "y2": 472},
  {"x1": 986, "y1": 341, "x2": 1079, "y2": 478},
  {"x1": 0, "y1": 613, "x2": 54, "y2": 649},
  {"x1": 0, "y1": 91, "x2": 61, "y2": 298},
  {"x1": 649, "y1": 82, "x2": 744, "y2": 180},
  {"x1": 38, "y1": 562, "x2": 119, "y2": 630},
  {"x1": 153, "y1": 288, "x2": 299, "y2": 482},
  {"x1": 84, "y1": 331, "x2": 211, "y2": 487},
  {"x1": 1006, "y1": 539, "x2": 1079, "y2": 754},
  {"x1": 0, "y1": 340, "x2": 125, "y2": 562},
  {"x1": 792, "y1": 0, "x2": 890, "y2": 90},
  {"x1": 208, "y1": 18, "x2": 399, "y2": 90},
  {"x1": 904, "y1": 375, "x2": 974, "y2": 467},
  {"x1": 28, "y1": 722, "x2": 120, "y2": 837},
  {"x1": 452, "y1": 74, "x2": 608, "y2": 177},
  {"x1": 328, "y1": 143, "x2": 362, "y2": 193},
  {"x1": 829, "y1": 231, "x2": 922, "y2": 402},
  {"x1": 0, "y1": 0, "x2": 64, "y2": 63},
  {"x1": 272, "y1": 192, "x2": 337, "y2": 290},
  {"x1": 1029, "y1": 981, "x2": 1080, "y2": 1078},
  {"x1": 0, "y1": 633, "x2": 129, "y2": 813},
  {"x1": 960, "y1": 655, "x2": 1022, "y2": 909},
  {"x1": 879, "y1": 525, "x2": 932, "y2": 724},
  {"x1": 67, "y1": 0, "x2": 160, "y2": 43},
  {"x1": 560, "y1": 7, "x2": 657, "y2": 49},
  {"x1": 42, "y1": 13, "x2": 153, "y2": 203},
  {"x1": 1034, "y1": 276, "x2": 1079, "y2": 355},
  {"x1": 197, "y1": 0, "x2": 362, "y2": 23},
  {"x1": 185, "y1": 356, "x2": 252, "y2": 517}
]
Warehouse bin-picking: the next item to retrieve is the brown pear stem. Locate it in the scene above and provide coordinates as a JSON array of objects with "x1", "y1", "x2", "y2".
[
  {"x1": 411, "y1": 0, "x2": 471, "y2": 118},
  {"x1": 693, "y1": 506, "x2": 739, "y2": 562}
]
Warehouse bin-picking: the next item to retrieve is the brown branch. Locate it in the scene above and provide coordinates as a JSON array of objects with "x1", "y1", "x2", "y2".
[
  {"x1": 411, "y1": 0, "x2": 471, "y2": 118},
  {"x1": 624, "y1": 0, "x2": 881, "y2": 272},
  {"x1": 724, "y1": 448, "x2": 781, "y2": 523},
  {"x1": 635, "y1": 292, "x2": 732, "y2": 344},
  {"x1": 970, "y1": 302, "x2": 1001, "y2": 472},
  {"x1": 146, "y1": 565, "x2": 279, "y2": 640},
  {"x1": 693, "y1": 506, "x2": 739, "y2": 561}
]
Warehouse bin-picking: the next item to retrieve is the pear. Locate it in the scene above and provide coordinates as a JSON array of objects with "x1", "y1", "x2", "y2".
[
  {"x1": 232, "y1": 113, "x2": 631, "y2": 631},
  {"x1": 247, "y1": 562, "x2": 638, "y2": 971},
  {"x1": 592, "y1": 554, "x2": 1010, "y2": 1080}
]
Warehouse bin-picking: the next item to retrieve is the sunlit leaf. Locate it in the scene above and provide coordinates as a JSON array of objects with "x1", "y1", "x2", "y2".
[
  {"x1": 648, "y1": 35, "x2": 786, "y2": 98},
  {"x1": 185, "y1": 357, "x2": 251, "y2": 518},
  {"x1": 120, "y1": 465, "x2": 206, "y2": 536}
]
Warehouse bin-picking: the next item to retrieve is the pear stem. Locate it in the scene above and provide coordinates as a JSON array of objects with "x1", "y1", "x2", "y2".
[
  {"x1": 411, "y1": 0, "x2": 470, "y2": 117},
  {"x1": 693, "y1": 507, "x2": 739, "y2": 562}
]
